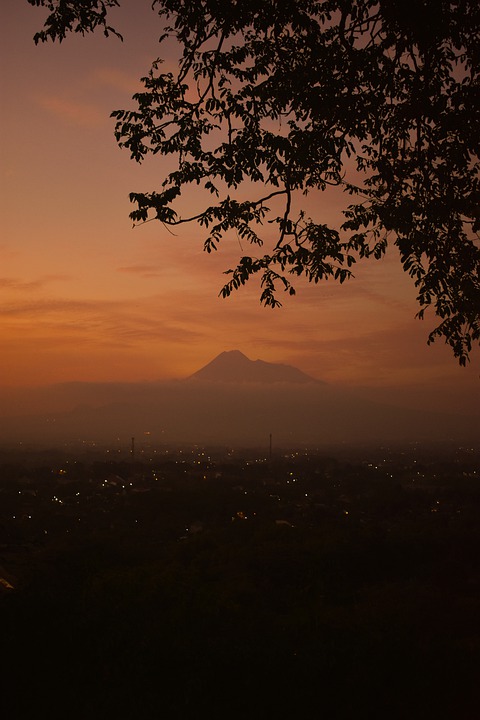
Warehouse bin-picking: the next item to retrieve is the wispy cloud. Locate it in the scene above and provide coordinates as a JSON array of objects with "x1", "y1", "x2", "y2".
[
  {"x1": 36, "y1": 95, "x2": 107, "y2": 128},
  {"x1": 0, "y1": 297, "x2": 108, "y2": 321},
  {"x1": 0, "y1": 294, "x2": 204, "y2": 347},
  {"x1": 0, "y1": 275, "x2": 70, "y2": 292},
  {"x1": 0, "y1": 277, "x2": 44, "y2": 292},
  {"x1": 91, "y1": 67, "x2": 143, "y2": 95},
  {"x1": 117, "y1": 265, "x2": 162, "y2": 279}
]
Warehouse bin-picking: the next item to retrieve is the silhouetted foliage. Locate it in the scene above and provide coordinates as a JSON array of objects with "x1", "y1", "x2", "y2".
[{"x1": 29, "y1": 1, "x2": 480, "y2": 362}]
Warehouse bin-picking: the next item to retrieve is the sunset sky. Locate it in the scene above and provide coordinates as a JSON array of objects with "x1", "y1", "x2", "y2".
[{"x1": 1, "y1": 0, "x2": 478, "y2": 417}]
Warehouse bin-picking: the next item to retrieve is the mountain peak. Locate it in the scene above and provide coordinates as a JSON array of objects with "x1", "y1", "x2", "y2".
[
  {"x1": 217, "y1": 350, "x2": 249, "y2": 362},
  {"x1": 188, "y1": 350, "x2": 318, "y2": 384}
]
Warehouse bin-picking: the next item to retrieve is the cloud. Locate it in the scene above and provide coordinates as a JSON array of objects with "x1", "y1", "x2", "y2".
[
  {"x1": 0, "y1": 275, "x2": 70, "y2": 292},
  {"x1": 117, "y1": 265, "x2": 162, "y2": 279},
  {"x1": 91, "y1": 67, "x2": 143, "y2": 95},
  {"x1": 291, "y1": 321, "x2": 466, "y2": 386},
  {"x1": 0, "y1": 293, "x2": 205, "y2": 348},
  {"x1": 36, "y1": 94, "x2": 107, "y2": 128},
  {"x1": 0, "y1": 277, "x2": 44, "y2": 292}
]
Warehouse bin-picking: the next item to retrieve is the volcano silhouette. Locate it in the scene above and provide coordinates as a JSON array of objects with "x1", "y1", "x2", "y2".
[{"x1": 187, "y1": 350, "x2": 319, "y2": 384}]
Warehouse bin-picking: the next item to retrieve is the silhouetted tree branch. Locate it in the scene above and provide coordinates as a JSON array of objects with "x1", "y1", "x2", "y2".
[{"x1": 29, "y1": 0, "x2": 480, "y2": 364}]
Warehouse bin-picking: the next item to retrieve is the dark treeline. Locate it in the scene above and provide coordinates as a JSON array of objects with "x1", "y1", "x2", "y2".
[{"x1": 1, "y1": 446, "x2": 479, "y2": 718}]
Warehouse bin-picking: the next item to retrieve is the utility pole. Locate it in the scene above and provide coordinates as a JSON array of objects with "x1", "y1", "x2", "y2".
[{"x1": 131, "y1": 436, "x2": 135, "y2": 460}]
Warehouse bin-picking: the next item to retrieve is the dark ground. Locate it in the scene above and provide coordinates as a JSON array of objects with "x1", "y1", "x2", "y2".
[{"x1": 1, "y1": 445, "x2": 479, "y2": 718}]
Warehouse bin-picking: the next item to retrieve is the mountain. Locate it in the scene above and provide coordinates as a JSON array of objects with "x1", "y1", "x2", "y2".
[
  {"x1": 187, "y1": 350, "x2": 319, "y2": 384},
  {"x1": 0, "y1": 352, "x2": 477, "y2": 448}
]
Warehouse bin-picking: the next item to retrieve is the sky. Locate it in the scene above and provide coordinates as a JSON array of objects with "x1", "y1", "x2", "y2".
[{"x1": 1, "y1": 0, "x2": 478, "y2": 419}]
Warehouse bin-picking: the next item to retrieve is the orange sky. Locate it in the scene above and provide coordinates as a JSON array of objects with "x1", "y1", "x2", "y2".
[{"x1": 1, "y1": 0, "x2": 478, "y2": 416}]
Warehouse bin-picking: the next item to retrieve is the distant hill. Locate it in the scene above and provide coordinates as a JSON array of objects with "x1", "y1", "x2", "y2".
[{"x1": 187, "y1": 350, "x2": 319, "y2": 384}]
